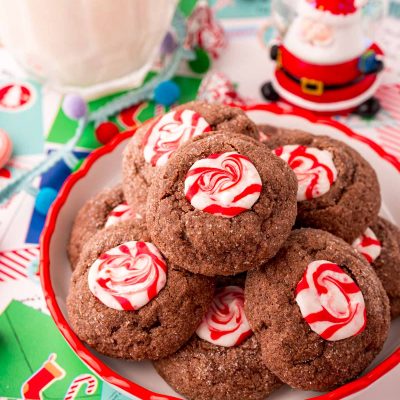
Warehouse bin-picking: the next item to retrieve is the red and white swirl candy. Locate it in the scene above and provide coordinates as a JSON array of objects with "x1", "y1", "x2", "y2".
[
  {"x1": 88, "y1": 241, "x2": 167, "y2": 311},
  {"x1": 352, "y1": 227, "x2": 382, "y2": 264},
  {"x1": 196, "y1": 286, "x2": 252, "y2": 347},
  {"x1": 295, "y1": 260, "x2": 366, "y2": 341},
  {"x1": 184, "y1": 152, "x2": 262, "y2": 218},
  {"x1": 273, "y1": 145, "x2": 338, "y2": 201},
  {"x1": 142, "y1": 109, "x2": 211, "y2": 167},
  {"x1": 105, "y1": 202, "x2": 139, "y2": 228}
]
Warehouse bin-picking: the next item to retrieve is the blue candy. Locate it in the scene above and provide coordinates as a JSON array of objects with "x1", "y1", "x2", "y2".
[
  {"x1": 35, "y1": 187, "x2": 58, "y2": 215},
  {"x1": 154, "y1": 80, "x2": 181, "y2": 106}
]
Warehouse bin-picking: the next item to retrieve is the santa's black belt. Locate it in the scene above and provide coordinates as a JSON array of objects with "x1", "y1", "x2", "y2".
[{"x1": 280, "y1": 67, "x2": 364, "y2": 96}]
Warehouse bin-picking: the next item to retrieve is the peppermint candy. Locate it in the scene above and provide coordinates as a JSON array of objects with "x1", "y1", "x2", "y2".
[
  {"x1": 88, "y1": 241, "x2": 167, "y2": 311},
  {"x1": 273, "y1": 145, "x2": 338, "y2": 201},
  {"x1": 196, "y1": 286, "x2": 252, "y2": 347},
  {"x1": 184, "y1": 152, "x2": 262, "y2": 218},
  {"x1": 197, "y1": 72, "x2": 245, "y2": 106},
  {"x1": 352, "y1": 227, "x2": 382, "y2": 264},
  {"x1": 104, "y1": 202, "x2": 138, "y2": 228},
  {"x1": 295, "y1": 260, "x2": 366, "y2": 341},
  {"x1": 186, "y1": 4, "x2": 226, "y2": 59},
  {"x1": 142, "y1": 109, "x2": 211, "y2": 167}
]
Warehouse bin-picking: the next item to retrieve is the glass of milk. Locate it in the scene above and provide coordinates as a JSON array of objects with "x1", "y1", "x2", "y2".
[{"x1": 0, "y1": 0, "x2": 178, "y2": 97}]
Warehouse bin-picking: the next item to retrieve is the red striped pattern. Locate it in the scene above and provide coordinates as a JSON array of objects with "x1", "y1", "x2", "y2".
[
  {"x1": 376, "y1": 83, "x2": 400, "y2": 121},
  {"x1": 295, "y1": 260, "x2": 366, "y2": 341},
  {"x1": 0, "y1": 246, "x2": 39, "y2": 282},
  {"x1": 184, "y1": 152, "x2": 262, "y2": 218},
  {"x1": 64, "y1": 374, "x2": 97, "y2": 399},
  {"x1": 376, "y1": 125, "x2": 400, "y2": 159}
]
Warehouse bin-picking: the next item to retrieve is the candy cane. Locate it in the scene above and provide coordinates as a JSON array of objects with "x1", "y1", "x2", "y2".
[{"x1": 64, "y1": 374, "x2": 97, "y2": 400}]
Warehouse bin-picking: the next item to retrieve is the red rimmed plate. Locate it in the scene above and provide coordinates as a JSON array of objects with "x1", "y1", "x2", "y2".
[{"x1": 40, "y1": 104, "x2": 400, "y2": 400}]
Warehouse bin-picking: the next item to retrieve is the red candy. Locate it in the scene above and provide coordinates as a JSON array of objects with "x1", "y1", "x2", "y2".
[
  {"x1": 352, "y1": 227, "x2": 382, "y2": 264},
  {"x1": 196, "y1": 286, "x2": 252, "y2": 347},
  {"x1": 142, "y1": 109, "x2": 211, "y2": 167},
  {"x1": 88, "y1": 241, "x2": 167, "y2": 311},
  {"x1": 95, "y1": 121, "x2": 120, "y2": 145},
  {"x1": 184, "y1": 152, "x2": 262, "y2": 218},
  {"x1": 197, "y1": 72, "x2": 246, "y2": 106},
  {"x1": 273, "y1": 144, "x2": 338, "y2": 201},
  {"x1": 105, "y1": 202, "x2": 136, "y2": 228},
  {"x1": 295, "y1": 260, "x2": 366, "y2": 341}
]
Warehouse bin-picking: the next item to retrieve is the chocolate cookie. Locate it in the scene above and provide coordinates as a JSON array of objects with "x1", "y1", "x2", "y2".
[
  {"x1": 67, "y1": 184, "x2": 143, "y2": 269},
  {"x1": 265, "y1": 130, "x2": 381, "y2": 242},
  {"x1": 245, "y1": 228, "x2": 390, "y2": 391},
  {"x1": 122, "y1": 101, "x2": 259, "y2": 216},
  {"x1": 154, "y1": 284, "x2": 282, "y2": 400},
  {"x1": 67, "y1": 223, "x2": 214, "y2": 360},
  {"x1": 146, "y1": 132, "x2": 298, "y2": 276},
  {"x1": 352, "y1": 216, "x2": 400, "y2": 318},
  {"x1": 257, "y1": 124, "x2": 284, "y2": 143}
]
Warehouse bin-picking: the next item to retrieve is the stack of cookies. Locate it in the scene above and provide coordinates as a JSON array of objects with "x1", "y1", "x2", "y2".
[{"x1": 67, "y1": 101, "x2": 400, "y2": 400}]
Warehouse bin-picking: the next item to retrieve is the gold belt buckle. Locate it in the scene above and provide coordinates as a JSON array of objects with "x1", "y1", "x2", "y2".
[{"x1": 300, "y1": 77, "x2": 324, "y2": 96}]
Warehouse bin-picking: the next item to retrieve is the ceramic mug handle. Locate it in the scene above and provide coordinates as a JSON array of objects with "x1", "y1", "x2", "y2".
[{"x1": 257, "y1": 15, "x2": 286, "y2": 53}]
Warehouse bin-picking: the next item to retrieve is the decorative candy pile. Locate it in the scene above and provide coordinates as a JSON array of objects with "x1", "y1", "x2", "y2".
[{"x1": 66, "y1": 101, "x2": 399, "y2": 400}]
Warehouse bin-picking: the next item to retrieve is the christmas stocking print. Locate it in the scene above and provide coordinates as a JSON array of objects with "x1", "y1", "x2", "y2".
[{"x1": 21, "y1": 353, "x2": 65, "y2": 400}]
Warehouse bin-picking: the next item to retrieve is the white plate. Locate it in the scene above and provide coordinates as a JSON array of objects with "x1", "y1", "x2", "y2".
[{"x1": 41, "y1": 104, "x2": 400, "y2": 400}]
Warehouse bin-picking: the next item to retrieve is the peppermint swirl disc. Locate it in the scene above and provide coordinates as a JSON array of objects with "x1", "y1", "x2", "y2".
[
  {"x1": 184, "y1": 152, "x2": 262, "y2": 218},
  {"x1": 273, "y1": 145, "x2": 338, "y2": 201},
  {"x1": 352, "y1": 227, "x2": 382, "y2": 264},
  {"x1": 104, "y1": 202, "x2": 137, "y2": 228},
  {"x1": 88, "y1": 241, "x2": 167, "y2": 311},
  {"x1": 196, "y1": 286, "x2": 252, "y2": 347},
  {"x1": 142, "y1": 109, "x2": 211, "y2": 167},
  {"x1": 295, "y1": 260, "x2": 366, "y2": 341}
]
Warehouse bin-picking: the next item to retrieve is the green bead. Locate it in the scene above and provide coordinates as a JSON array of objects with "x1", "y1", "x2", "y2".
[
  {"x1": 72, "y1": 158, "x2": 84, "y2": 173},
  {"x1": 188, "y1": 47, "x2": 211, "y2": 74}
]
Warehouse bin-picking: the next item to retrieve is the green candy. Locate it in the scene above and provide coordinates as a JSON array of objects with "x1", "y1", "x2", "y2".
[{"x1": 188, "y1": 47, "x2": 211, "y2": 74}]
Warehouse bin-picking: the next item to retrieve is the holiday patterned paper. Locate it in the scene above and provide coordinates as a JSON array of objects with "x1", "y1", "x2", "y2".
[
  {"x1": 25, "y1": 149, "x2": 89, "y2": 245},
  {"x1": 0, "y1": 245, "x2": 39, "y2": 283},
  {"x1": 0, "y1": 300, "x2": 101, "y2": 400},
  {"x1": 0, "y1": 301, "x2": 138, "y2": 400},
  {"x1": 0, "y1": 155, "x2": 43, "y2": 248},
  {"x1": 0, "y1": 80, "x2": 44, "y2": 156}
]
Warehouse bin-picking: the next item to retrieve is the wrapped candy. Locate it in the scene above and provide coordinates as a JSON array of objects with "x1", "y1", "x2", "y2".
[
  {"x1": 186, "y1": 1, "x2": 226, "y2": 59},
  {"x1": 197, "y1": 72, "x2": 246, "y2": 106}
]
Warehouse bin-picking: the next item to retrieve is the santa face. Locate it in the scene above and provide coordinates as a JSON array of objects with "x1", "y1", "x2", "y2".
[{"x1": 284, "y1": 10, "x2": 368, "y2": 64}]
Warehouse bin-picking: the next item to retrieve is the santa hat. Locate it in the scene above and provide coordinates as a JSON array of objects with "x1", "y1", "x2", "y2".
[
  {"x1": 308, "y1": 0, "x2": 367, "y2": 15},
  {"x1": 299, "y1": 0, "x2": 366, "y2": 24}
]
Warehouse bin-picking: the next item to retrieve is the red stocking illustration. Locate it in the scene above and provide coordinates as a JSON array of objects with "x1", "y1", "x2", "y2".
[{"x1": 21, "y1": 353, "x2": 66, "y2": 400}]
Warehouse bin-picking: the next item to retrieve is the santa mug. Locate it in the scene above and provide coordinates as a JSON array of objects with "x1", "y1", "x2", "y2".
[
  {"x1": 259, "y1": 0, "x2": 386, "y2": 117},
  {"x1": 0, "y1": 0, "x2": 177, "y2": 97}
]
